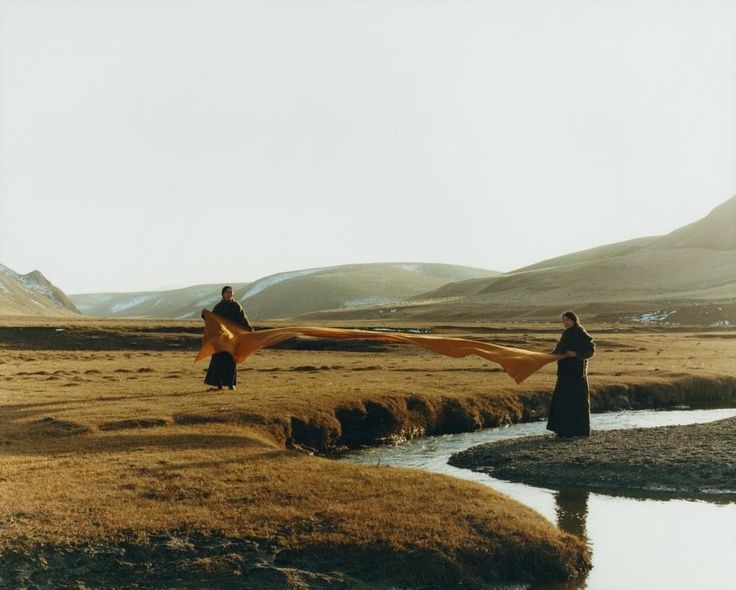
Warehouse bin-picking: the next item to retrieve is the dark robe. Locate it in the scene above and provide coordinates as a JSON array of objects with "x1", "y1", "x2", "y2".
[
  {"x1": 204, "y1": 298, "x2": 253, "y2": 388},
  {"x1": 546, "y1": 324, "x2": 595, "y2": 437}
]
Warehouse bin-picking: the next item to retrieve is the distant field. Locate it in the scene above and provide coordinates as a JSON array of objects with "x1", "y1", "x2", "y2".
[{"x1": 1, "y1": 318, "x2": 735, "y2": 587}]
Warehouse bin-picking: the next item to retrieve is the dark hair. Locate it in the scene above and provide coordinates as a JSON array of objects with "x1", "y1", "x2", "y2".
[
  {"x1": 562, "y1": 310, "x2": 579, "y2": 325},
  {"x1": 221, "y1": 285, "x2": 233, "y2": 296}
]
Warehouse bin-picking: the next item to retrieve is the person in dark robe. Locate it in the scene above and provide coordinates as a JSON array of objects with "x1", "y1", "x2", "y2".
[
  {"x1": 546, "y1": 311, "x2": 595, "y2": 438},
  {"x1": 202, "y1": 285, "x2": 254, "y2": 391}
]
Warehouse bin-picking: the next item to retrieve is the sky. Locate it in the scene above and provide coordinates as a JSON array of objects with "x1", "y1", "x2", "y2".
[{"x1": 0, "y1": 0, "x2": 734, "y2": 295}]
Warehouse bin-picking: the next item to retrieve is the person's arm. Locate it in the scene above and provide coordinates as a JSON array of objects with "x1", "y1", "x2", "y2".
[
  {"x1": 566, "y1": 333, "x2": 595, "y2": 359},
  {"x1": 578, "y1": 337, "x2": 595, "y2": 360}
]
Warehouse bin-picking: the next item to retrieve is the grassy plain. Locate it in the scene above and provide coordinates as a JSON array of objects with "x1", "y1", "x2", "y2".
[{"x1": 1, "y1": 317, "x2": 735, "y2": 588}]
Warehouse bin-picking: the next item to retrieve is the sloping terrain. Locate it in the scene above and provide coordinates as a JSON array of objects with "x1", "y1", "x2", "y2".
[
  {"x1": 640, "y1": 196, "x2": 736, "y2": 252},
  {"x1": 71, "y1": 283, "x2": 239, "y2": 320},
  {"x1": 13, "y1": 197, "x2": 735, "y2": 322},
  {"x1": 70, "y1": 263, "x2": 499, "y2": 320},
  {"x1": 395, "y1": 196, "x2": 735, "y2": 321},
  {"x1": 0, "y1": 264, "x2": 79, "y2": 316}
]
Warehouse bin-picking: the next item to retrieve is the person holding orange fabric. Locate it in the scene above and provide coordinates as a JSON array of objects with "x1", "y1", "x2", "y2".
[
  {"x1": 202, "y1": 286, "x2": 253, "y2": 391},
  {"x1": 546, "y1": 311, "x2": 595, "y2": 438}
]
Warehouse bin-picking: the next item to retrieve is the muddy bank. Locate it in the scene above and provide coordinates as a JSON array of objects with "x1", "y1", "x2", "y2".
[
  {"x1": 0, "y1": 532, "x2": 368, "y2": 590},
  {"x1": 277, "y1": 376, "x2": 736, "y2": 454},
  {"x1": 0, "y1": 528, "x2": 587, "y2": 590},
  {"x1": 449, "y1": 416, "x2": 736, "y2": 498}
]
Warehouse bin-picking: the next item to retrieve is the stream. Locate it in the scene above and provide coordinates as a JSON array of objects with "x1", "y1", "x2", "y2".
[{"x1": 339, "y1": 408, "x2": 736, "y2": 589}]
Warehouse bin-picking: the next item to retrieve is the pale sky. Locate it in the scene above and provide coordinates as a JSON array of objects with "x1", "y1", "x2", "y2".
[{"x1": 0, "y1": 0, "x2": 734, "y2": 294}]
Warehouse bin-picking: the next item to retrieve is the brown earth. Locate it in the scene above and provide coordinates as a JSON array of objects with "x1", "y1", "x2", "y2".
[
  {"x1": 1, "y1": 318, "x2": 736, "y2": 588},
  {"x1": 449, "y1": 417, "x2": 736, "y2": 500}
]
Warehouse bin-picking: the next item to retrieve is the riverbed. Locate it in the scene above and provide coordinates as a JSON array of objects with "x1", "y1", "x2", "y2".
[{"x1": 340, "y1": 408, "x2": 736, "y2": 590}]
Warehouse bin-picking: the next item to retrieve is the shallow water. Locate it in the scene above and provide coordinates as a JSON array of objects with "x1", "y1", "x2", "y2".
[{"x1": 340, "y1": 408, "x2": 736, "y2": 590}]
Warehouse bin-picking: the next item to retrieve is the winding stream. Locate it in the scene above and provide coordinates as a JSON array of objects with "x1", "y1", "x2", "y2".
[{"x1": 339, "y1": 408, "x2": 736, "y2": 589}]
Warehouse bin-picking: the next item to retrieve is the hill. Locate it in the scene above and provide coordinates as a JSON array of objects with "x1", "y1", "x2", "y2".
[
  {"x1": 303, "y1": 196, "x2": 736, "y2": 324},
  {"x1": 0, "y1": 264, "x2": 80, "y2": 316},
  {"x1": 13, "y1": 197, "x2": 735, "y2": 322},
  {"x1": 71, "y1": 283, "x2": 238, "y2": 320},
  {"x1": 70, "y1": 263, "x2": 500, "y2": 320}
]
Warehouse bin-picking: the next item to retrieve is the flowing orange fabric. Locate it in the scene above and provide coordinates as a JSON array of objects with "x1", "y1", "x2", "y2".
[{"x1": 196, "y1": 310, "x2": 563, "y2": 384}]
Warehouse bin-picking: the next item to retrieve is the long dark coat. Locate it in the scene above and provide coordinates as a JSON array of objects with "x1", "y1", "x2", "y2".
[
  {"x1": 546, "y1": 324, "x2": 595, "y2": 437},
  {"x1": 204, "y1": 298, "x2": 253, "y2": 388}
]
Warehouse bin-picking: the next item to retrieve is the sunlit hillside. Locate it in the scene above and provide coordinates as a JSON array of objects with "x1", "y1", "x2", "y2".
[
  {"x1": 70, "y1": 263, "x2": 499, "y2": 320},
  {"x1": 10, "y1": 197, "x2": 735, "y2": 323},
  {"x1": 0, "y1": 264, "x2": 79, "y2": 316},
  {"x1": 403, "y1": 196, "x2": 736, "y2": 314}
]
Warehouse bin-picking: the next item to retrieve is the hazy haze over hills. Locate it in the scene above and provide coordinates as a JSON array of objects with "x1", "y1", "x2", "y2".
[
  {"x1": 5, "y1": 197, "x2": 734, "y2": 322},
  {"x1": 70, "y1": 263, "x2": 499, "y2": 320}
]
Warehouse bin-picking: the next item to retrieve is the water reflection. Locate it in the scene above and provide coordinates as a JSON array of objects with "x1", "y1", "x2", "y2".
[
  {"x1": 555, "y1": 488, "x2": 590, "y2": 543},
  {"x1": 340, "y1": 408, "x2": 736, "y2": 590}
]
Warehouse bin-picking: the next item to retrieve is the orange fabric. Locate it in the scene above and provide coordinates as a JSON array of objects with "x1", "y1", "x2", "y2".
[{"x1": 196, "y1": 310, "x2": 563, "y2": 384}]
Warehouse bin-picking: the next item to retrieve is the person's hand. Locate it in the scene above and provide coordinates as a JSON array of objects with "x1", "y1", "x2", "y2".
[{"x1": 565, "y1": 350, "x2": 577, "y2": 358}]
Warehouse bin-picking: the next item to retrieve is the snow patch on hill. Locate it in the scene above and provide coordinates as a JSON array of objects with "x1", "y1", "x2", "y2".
[
  {"x1": 624, "y1": 310, "x2": 676, "y2": 324},
  {"x1": 19, "y1": 278, "x2": 52, "y2": 298},
  {"x1": 399, "y1": 264, "x2": 421, "y2": 272},
  {"x1": 241, "y1": 267, "x2": 327, "y2": 300},
  {"x1": 110, "y1": 295, "x2": 157, "y2": 314},
  {"x1": 196, "y1": 295, "x2": 220, "y2": 307},
  {"x1": 342, "y1": 296, "x2": 398, "y2": 308},
  {"x1": 176, "y1": 311, "x2": 199, "y2": 319},
  {"x1": 1, "y1": 264, "x2": 53, "y2": 298},
  {"x1": 73, "y1": 294, "x2": 115, "y2": 313}
]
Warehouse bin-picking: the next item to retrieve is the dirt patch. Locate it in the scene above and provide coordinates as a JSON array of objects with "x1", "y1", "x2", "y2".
[
  {"x1": 0, "y1": 528, "x2": 586, "y2": 589},
  {"x1": 0, "y1": 532, "x2": 372, "y2": 590},
  {"x1": 450, "y1": 416, "x2": 736, "y2": 499},
  {"x1": 0, "y1": 326, "x2": 202, "y2": 351},
  {"x1": 99, "y1": 418, "x2": 169, "y2": 431},
  {"x1": 29, "y1": 417, "x2": 90, "y2": 437}
]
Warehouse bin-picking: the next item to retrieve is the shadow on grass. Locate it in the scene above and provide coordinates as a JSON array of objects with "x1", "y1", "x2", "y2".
[{"x1": 2, "y1": 429, "x2": 277, "y2": 457}]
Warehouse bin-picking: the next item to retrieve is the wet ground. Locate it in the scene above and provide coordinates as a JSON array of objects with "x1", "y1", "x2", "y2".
[
  {"x1": 342, "y1": 408, "x2": 736, "y2": 590},
  {"x1": 450, "y1": 416, "x2": 736, "y2": 498}
]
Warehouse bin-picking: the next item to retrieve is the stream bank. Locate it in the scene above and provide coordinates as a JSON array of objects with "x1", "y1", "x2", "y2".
[
  {"x1": 341, "y1": 408, "x2": 736, "y2": 590},
  {"x1": 449, "y1": 416, "x2": 736, "y2": 498},
  {"x1": 285, "y1": 376, "x2": 736, "y2": 454}
]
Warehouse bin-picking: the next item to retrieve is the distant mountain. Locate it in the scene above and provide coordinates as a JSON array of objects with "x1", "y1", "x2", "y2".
[
  {"x1": 70, "y1": 263, "x2": 500, "y2": 319},
  {"x1": 70, "y1": 283, "x2": 235, "y2": 319},
  {"x1": 13, "y1": 196, "x2": 736, "y2": 323},
  {"x1": 393, "y1": 195, "x2": 736, "y2": 320},
  {"x1": 0, "y1": 264, "x2": 80, "y2": 316}
]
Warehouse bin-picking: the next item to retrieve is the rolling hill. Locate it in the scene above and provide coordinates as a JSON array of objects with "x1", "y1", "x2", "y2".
[
  {"x1": 301, "y1": 196, "x2": 736, "y2": 323},
  {"x1": 0, "y1": 264, "x2": 80, "y2": 316},
  {"x1": 9, "y1": 196, "x2": 735, "y2": 323},
  {"x1": 70, "y1": 263, "x2": 500, "y2": 320}
]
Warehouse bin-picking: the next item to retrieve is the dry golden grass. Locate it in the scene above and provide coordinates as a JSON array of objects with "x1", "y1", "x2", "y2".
[{"x1": 2, "y1": 318, "x2": 735, "y2": 586}]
